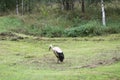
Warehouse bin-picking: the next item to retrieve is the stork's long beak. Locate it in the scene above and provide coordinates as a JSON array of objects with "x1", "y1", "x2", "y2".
[{"x1": 49, "y1": 47, "x2": 51, "y2": 51}]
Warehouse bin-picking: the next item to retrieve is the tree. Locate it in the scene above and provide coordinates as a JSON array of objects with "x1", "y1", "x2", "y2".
[
  {"x1": 81, "y1": 0, "x2": 85, "y2": 13},
  {"x1": 22, "y1": 0, "x2": 24, "y2": 15},
  {"x1": 16, "y1": 0, "x2": 19, "y2": 15},
  {"x1": 59, "y1": 0, "x2": 74, "y2": 10},
  {"x1": 101, "y1": 0, "x2": 106, "y2": 26}
]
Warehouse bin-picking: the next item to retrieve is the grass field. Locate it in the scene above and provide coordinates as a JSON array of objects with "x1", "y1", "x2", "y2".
[{"x1": 0, "y1": 33, "x2": 120, "y2": 80}]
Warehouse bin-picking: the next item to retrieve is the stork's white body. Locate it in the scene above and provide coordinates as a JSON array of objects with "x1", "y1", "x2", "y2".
[
  {"x1": 49, "y1": 45, "x2": 64, "y2": 63},
  {"x1": 52, "y1": 47, "x2": 63, "y2": 53}
]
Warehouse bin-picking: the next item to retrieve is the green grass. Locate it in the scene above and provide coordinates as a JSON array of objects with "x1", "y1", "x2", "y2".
[
  {"x1": 0, "y1": 34, "x2": 120, "y2": 80},
  {"x1": 0, "y1": 1, "x2": 120, "y2": 79},
  {"x1": 0, "y1": 16, "x2": 23, "y2": 33}
]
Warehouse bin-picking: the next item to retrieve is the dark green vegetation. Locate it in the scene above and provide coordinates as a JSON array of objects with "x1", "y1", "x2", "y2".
[
  {"x1": 0, "y1": 1, "x2": 120, "y2": 37},
  {"x1": 0, "y1": 34, "x2": 120, "y2": 80},
  {"x1": 0, "y1": 14, "x2": 120, "y2": 37}
]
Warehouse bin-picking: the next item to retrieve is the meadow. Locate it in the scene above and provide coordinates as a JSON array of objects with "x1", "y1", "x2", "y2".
[
  {"x1": 0, "y1": 33, "x2": 120, "y2": 80},
  {"x1": 0, "y1": 1, "x2": 120, "y2": 79}
]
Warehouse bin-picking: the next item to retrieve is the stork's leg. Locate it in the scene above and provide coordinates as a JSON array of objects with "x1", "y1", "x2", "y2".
[{"x1": 57, "y1": 59, "x2": 60, "y2": 63}]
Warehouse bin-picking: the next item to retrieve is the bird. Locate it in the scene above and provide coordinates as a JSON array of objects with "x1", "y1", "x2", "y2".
[{"x1": 49, "y1": 44, "x2": 64, "y2": 63}]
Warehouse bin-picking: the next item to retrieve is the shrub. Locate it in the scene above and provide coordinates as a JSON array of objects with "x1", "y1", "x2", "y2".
[
  {"x1": 13, "y1": 24, "x2": 65, "y2": 37},
  {"x1": 15, "y1": 21, "x2": 120, "y2": 37},
  {"x1": 40, "y1": 26, "x2": 64, "y2": 37},
  {"x1": 64, "y1": 20, "x2": 104, "y2": 37},
  {"x1": 104, "y1": 25, "x2": 120, "y2": 34}
]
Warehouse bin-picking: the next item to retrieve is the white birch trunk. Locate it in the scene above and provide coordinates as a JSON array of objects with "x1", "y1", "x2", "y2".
[
  {"x1": 16, "y1": 0, "x2": 19, "y2": 15},
  {"x1": 101, "y1": 0, "x2": 106, "y2": 26}
]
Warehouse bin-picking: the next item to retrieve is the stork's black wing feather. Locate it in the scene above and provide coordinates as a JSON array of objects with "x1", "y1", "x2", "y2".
[{"x1": 57, "y1": 52, "x2": 64, "y2": 62}]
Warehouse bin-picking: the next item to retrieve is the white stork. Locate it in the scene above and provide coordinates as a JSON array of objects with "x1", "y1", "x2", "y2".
[{"x1": 49, "y1": 44, "x2": 64, "y2": 63}]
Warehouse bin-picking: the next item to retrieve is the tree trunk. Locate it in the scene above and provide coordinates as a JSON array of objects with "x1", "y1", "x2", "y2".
[
  {"x1": 60, "y1": 0, "x2": 74, "y2": 11},
  {"x1": 101, "y1": 0, "x2": 106, "y2": 26},
  {"x1": 16, "y1": 0, "x2": 19, "y2": 15},
  {"x1": 22, "y1": 0, "x2": 24, "y2": 15},
  {"x1": 28, "y1": 0, "x2": 31, "y2": 13},
  {"x1": 81, "y1": 0, "x2": 85, "y2": 13}
]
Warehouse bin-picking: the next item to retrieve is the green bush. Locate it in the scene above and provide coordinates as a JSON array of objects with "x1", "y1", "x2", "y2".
[
  {"x1": 105, "y1": 25, "x2": 120, "y2": 34},
  {"x1": 13, "y1": 24, "x2": 64, "y2": 37},
  {"x1": 16, "y1": 21, "x2": 120, "y2": 37},
  {"x1": 64, "y1": 20, "x2": 104, "y2": 37},
  {"x1": 25, "y1": 24, "x2": 42, "y2": 35},
  {"x1": 40, "y1": 26, "x2": 64, "y2": 37}
]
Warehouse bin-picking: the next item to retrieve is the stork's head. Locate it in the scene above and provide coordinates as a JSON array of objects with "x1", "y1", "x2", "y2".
[{"x1": 49, "y1": 44, "x2": 53, "y2": 51}]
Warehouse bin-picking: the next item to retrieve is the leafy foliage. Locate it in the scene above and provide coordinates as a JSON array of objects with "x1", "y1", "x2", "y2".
[
  {"x1": 64, "y1": 21, "x2": 104, "y2": 37},
  {"x1": 64, "y1": 20, "x2": 120, "y2": 37},
  {"x1": 40, "y1": 26, "x2": 64, "y2": 37},
  {"x1": 0, "y1": 1, "x2": 120, "y2": 37}
]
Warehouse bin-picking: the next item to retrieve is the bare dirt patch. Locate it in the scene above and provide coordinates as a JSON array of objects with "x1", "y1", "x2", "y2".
[
  {"x1": 18, "y1": 48, "x2": 120, "y2": 70},
  {"x1": 19, "y1": 54, "x2": 69, "y2": 70},
  {"x1": 75, "y1": 57, "x2": 120, "y2": 69},
  {"x1": 72, "y1": 49, "x2": 120, "y2": 69}
]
